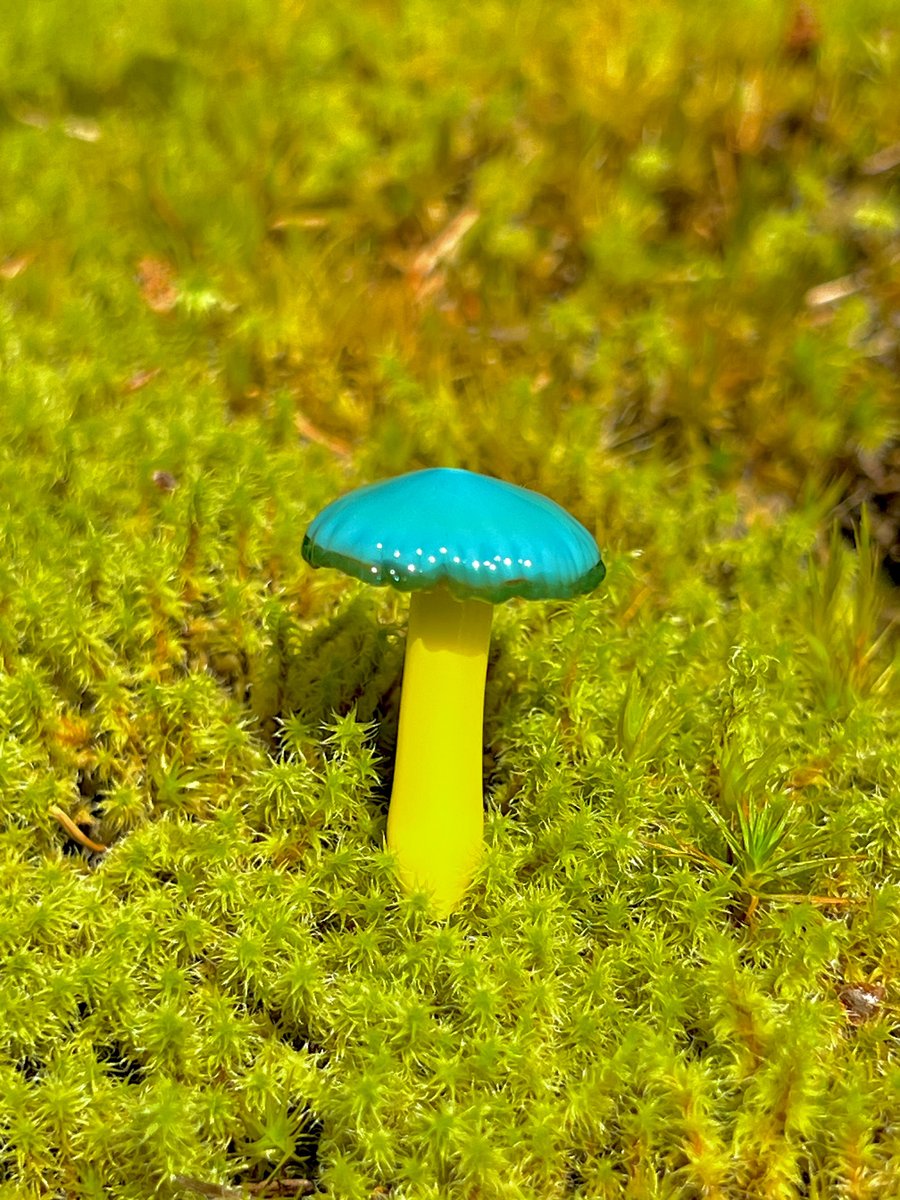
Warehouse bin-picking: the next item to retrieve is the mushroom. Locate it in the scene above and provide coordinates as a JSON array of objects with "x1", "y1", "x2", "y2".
[{"x1": 302, "y1": 468, "x2": 605, "y2": 916}]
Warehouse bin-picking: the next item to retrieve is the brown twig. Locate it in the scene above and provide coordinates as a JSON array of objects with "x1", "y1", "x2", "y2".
[{"x1": 173, "y1": 1176, "x2": 315, "y2": 1198}]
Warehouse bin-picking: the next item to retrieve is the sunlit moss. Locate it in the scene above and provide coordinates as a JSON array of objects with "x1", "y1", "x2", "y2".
[{"x1": 1, "y1": 0, "x2": 899, "y2": 1196}]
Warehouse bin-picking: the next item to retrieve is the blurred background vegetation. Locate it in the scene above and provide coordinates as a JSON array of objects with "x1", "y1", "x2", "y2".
[
  {"x1": 1, "y1": 0, "x2": 897, "y2": 551},
  {"x1": 1, "y1": 0, "x2": 899, "y2": 1197}
]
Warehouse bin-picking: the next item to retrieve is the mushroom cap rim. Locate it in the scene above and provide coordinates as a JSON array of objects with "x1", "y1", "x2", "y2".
[{"x1": 301, "y1": 467, "x2": 606, "y2": 605}]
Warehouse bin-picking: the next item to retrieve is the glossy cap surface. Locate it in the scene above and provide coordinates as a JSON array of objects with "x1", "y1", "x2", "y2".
[{"x1": 302, "y1": 468, "x2": 605, "y2": 603}]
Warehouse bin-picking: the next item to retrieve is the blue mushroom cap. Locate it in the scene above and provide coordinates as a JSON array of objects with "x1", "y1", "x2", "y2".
[{"x1": 302, "y1": 468, "x2": 605, "y2": 603}]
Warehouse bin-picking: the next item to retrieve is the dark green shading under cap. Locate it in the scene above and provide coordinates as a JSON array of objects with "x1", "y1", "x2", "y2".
[{"x1": 302, "y1": 468, "x2": 606, "y2": 604}]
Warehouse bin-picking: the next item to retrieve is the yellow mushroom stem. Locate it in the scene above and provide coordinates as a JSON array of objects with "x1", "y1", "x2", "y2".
[{"x1": 386, "y1": 586, "x2": 493, "y2": 917}]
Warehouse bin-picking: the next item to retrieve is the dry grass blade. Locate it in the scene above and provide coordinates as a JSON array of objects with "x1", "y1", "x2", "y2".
[
  {"x1": 804, "y1": 274, "x2": 863, "y2": 307},
  {"x1": 861, "y1": 142, "x2": 900, "y2": 175},
  {"x1": 48, "y1": 805, "x2": 107, "y2": 853},
  {"x1": 294, "y1": 412, "x2": 352, "y2": 459},
  {"x1": 406, "y1": 207, "x2": 479, "y2": 300}
]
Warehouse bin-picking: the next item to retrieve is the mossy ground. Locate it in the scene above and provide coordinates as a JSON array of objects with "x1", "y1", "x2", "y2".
[{"x1": 1, "y1": 1, "x2": 899, "y2": 1197}]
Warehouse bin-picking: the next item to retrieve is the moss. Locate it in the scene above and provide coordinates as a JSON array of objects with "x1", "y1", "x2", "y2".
[{"x1": 1, "y1": 0, "x2": 899, "y2": 1196}]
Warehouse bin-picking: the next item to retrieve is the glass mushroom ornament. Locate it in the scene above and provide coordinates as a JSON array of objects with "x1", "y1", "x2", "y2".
[{"x1": 302, "y1": 468, "x2": 606, "y2": 916}]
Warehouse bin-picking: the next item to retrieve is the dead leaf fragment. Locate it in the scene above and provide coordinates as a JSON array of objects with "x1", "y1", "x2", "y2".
[
  {"x1": 152, "y1": 469, "x2": 179, "y2": 493},
  {"x1": 16, "y1": 110, "x2": 50, "y2": 130},
  {"x1": 54, "y1": 716, "x2": 92, "y2": 749},
  {"x1": 805, "y1": 274, "x2": 863, "y2": 308},
  {"x1": 0, "y1": 253, "x2": 35, "y2": 280},
  {"x1": 862, "y1": 142, "x2": 900, "y2": 176},
  {"x1": 125, "y1": 367, "x2": 162, "y2": 392},
  {"x1": 839, "y1": 982, "x2": 885, "y2": 1023},
  {"x1": 137, "y1": 256, "x2": 179, "y2": 314},
  {"x1": 63, "y1": 116, "x2": 101, "y2": 142},
  {"x1": 784, "y1": 2, "x2": 821, "y2": 61}
]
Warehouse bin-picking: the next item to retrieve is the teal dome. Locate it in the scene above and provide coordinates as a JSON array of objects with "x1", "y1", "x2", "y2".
[{"x1": 302, "y1": 468, "x2": 605, "y2": 604}]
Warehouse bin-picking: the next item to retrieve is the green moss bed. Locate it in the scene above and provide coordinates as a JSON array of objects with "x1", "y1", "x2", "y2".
[{"x1": 1, "y1": 1, "x2": 899, "y2": 1196}]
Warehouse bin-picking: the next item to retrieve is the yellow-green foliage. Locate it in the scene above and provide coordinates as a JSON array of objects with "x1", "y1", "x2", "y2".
[{"x1": 1, "y1": 0, "x2": 899, "y2": 1197}]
